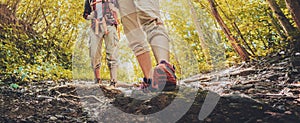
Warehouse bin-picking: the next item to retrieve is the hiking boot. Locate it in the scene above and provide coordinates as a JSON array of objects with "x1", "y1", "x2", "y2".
[
  {"x1": 138, "y1": 60, "x2": 177, "y2": 92},
  {"x1": 152, "y1": 60, "x2": 177, "y2": 91}
]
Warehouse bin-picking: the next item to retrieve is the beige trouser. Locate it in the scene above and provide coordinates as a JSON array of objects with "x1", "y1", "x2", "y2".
[
  {"x1": 118, "y1": 0, "x2": 170, "y2": 56},
  {"x1": 89, "y1": 25, "x2": 118, "y2": 73}
]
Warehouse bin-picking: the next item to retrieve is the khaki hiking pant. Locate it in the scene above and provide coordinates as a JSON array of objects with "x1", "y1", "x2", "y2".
[
  {"x1": 89, "y1": 25, "x2": 119, "y2": 70},
  {"x1": 118, "y1": 0, "x2": 170, "y2": 56}
]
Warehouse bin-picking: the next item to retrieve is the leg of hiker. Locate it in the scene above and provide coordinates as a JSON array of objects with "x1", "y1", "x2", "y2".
[
  {"x1": 118, "y1": 0, "x2": 176, "y2": 92},
  {"x1": 134, "y1": 0, "x2": 177, "y2": 91},
  {"x1": 118, "y1": 0, "x2": 153, "y2": 91},
  {"x1": 104, "y1": 25, "x2": 119, "y2": 86},
  {"x1": 84, "y1": 0, "x2": 121, "y2": 86},
  {"x1": 134, "y1": 0, "x2": 170, "y2": 63},
  {"x1": 89, "y1": 27, "x2": 105, "y2": 84}
]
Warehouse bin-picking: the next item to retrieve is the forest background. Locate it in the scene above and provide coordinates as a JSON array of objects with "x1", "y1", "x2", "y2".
[{"x1": 1, "y1": 0, "x2": 300, "y2": 85}]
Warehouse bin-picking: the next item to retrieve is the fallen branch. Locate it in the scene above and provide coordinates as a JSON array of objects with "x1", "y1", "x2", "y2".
[
  {"x1": 241, "y1": 80, "x2": 261, "y2": 85},
  {"x1": 231, "y1": 84, "x2": 254, "y2": 90},
  {"x1": 230, "y1": 67, "x2": 257, "y2": 76},
  {"x1": 184, "y1": 76, "x2": 213, "y2": 83}
]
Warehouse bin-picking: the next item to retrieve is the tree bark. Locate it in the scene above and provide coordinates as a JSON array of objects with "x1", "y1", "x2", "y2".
[
  {"x1": 0, "y1": 3, "x2": 36, "y2": 36},
  {"x1": 276, "y1": 0, "x2": 300, "y2": 69},
  {"x1": 284, "y1": 0, "x2": 300, "y2": 52},
  {"x1": 267, "y1": 12, "x2": 286, "y2": 39},
  {"x1": 207, "y1": 0, "x2": 250, "y2": 61},
  {"x1": 266, "y1": 0, "x2": 296, "y2": 37},
  {"x1": 285, "y1": 0, "x2": 300, "y2": 31}
]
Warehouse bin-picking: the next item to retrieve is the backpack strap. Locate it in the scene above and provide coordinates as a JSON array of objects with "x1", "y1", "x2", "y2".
[{"x1": 102, "y1": 1, "x2": 118, "y2": 26}]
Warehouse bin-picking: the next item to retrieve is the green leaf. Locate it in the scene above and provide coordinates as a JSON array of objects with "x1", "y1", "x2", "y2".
[
  {"x1": 18, "y1": 66, "x2": 23, "y2": 72},
  {"x1": 10, "y1": 83, "x2": 19, "y2": 89},
  {"x1": 21, "y1": 73, "x2": 26, "y2": 81}
]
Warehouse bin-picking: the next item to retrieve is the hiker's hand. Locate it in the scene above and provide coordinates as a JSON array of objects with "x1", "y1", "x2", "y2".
[{"x1": 87, "y1": 11, "x2": 95, "y2": 20}]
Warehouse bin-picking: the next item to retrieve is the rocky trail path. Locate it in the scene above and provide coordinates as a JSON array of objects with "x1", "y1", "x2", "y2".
[{"x1": 1, "y1": 54, "x2": 300, "y2": 122}]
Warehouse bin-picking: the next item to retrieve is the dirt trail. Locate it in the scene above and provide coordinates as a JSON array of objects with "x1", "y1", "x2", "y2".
[{"x1": 1, "y1": 54, "x2": 300, "y2": 122}]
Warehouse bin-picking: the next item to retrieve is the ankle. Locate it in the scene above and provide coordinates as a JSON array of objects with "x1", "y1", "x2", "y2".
[
  {"x1": 143, "y1": 77, "x2": 152, "y2": 84},
  {"x1": 95, "y1": 78, "x2": 102, "y2": 84}
]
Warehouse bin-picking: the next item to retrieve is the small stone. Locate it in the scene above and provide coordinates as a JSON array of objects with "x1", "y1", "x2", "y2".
[
  {"x1": 284, "y1": 111, "x2": 292, "y2": 114},
  {"x1": 278, "y1": 77, "x2": 285, "y2": 81},
  {"x1": 137, "y1": 117, "x2": 145, "y2": 122},
  {"x1": 205, "y1": 118, "x2": 212, "y2": 122},
  {"x1": 50, "y1": 116, "x2": 57, "y2": 120},
  {"x1": 279, "y1": 51, "x2": 285, "y2": 55},
  {"x1": 256, "y1": 119, "x2": 263, "y2": 122},
  {"x1": 55, "y1": 115, "x2": 64, "y2": 119},
  {"x1": 247, "y1": 88, "x2": 256, "y2": 93}
]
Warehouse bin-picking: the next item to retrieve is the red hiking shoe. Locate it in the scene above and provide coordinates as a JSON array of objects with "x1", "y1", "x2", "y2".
[
  {"x1": 152, "y1": 60, "x2": 177, "y2": 91},
  {"x1": 138, "y1": 60, "x2": 177, "y2": 92}
]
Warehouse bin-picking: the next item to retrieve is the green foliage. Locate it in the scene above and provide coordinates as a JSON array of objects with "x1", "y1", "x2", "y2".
[
  {"x1": 196, "y1": 0, "x2": 290, "y2": 58},
  {"x1": 10, "y1": 83, "x2": 19, "y2": 89},
  {"x1": 160, "y1": 0, "x2": 204, "y2": 78},
  {"x1": 1, "y1": 0, "x2": 299, "y2": 84},
  {"x1": 0, "y1": 0, "x2": 78, "y2": 84},
  {"x1": 0, "y1": 28, "x2": 72, "y2": 83},
  {"x1": 161, "y1": 0, "x2": 227, "y2": 75}
]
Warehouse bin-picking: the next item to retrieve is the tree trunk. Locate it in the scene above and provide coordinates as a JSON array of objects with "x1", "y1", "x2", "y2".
[
  {"x1": 188, "y1": 0, "x2": 212, "y2": 65},
  {"x1": 221, "y1": 0, "x2": 255, "y2": 56},
  {"x1": 207, "y1": 0, "x2": 250, "y2": 61},
  {"x1": 267, "y1": 12, "x2": 286, "y2": 40},
  {"x1": 267, "y1": 0, "x2": 300, "y2": 59},
  {"x1": 266, "y1": 0, "x2": 296, "y2": 37},
  {"x1": 0, "y1": 3, "x2": 36, "y2": 36},
  {"x1": 285, "y1": 0, "x2": 300, "y2": 53},
  {"x1": 233, "y1": 22, "x2": 255, "y2": 56},
  {"x1": 285, "y1": 0, "x2": 300, "y2": 31}
]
